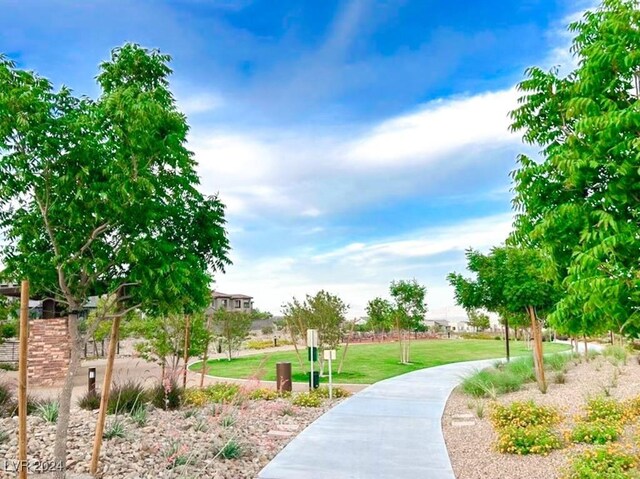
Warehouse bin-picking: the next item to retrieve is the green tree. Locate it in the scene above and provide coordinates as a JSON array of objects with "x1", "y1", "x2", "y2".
[
  {"x1": 281, "y1": 290, "x2": 348, "y2": 372},
  {"x1": 211, "y1": 309, "x2": 253, "y2": 361},
  {"x1": 467, "y1": 310, "x2": 490, "y2": 331},
  {"x1": 448, "y1": 246, "x2": 557, "y2": 391},
  {"x1": 509, "y1": 0, "x2": 640, "y2": 339},
  {"x1": 132, "y1": 312, "x2": 211, "y2": 376},
  {"x1": 389, "y1": 279, "x2": 428, "y2": 364},
  {"x1": 0, "y1": 44, "x2": 230, "y2": 467},
  {"x1": 365, "y1": 297, "x2": 393, "y2": 332}
]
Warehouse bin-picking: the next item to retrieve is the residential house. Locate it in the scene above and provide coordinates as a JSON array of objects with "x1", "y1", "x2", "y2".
[{"x1": 211, "y1": 291, "x2": 253, "y2": 313}]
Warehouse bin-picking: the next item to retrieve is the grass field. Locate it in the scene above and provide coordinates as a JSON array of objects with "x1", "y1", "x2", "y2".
[{"x1": 190, "y1": 339, "x2": 570, "y2": 385}]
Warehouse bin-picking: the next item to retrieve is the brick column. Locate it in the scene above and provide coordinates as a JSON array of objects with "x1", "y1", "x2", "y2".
[{"x1": 27, "y1": 317, "x2": 70, "y2": 386}]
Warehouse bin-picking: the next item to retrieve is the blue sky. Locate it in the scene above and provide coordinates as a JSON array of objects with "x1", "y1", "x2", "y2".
[{"x1": 1, "y1": 0, "x2": 594, "y2": 317}]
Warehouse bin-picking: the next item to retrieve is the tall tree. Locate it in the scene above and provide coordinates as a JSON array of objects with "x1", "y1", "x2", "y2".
[
  {"x1": 281, "y1": 290, "x2": 348, "y2": 372},
  {"x1": 389, "y1": 279, "x2": 428, "y2": 364},
  {"x1": 0, "y1": 44, "x2": 230, "y2": 471},
  {"x1": 365, "y1": 297, "x2": 393, "y2": 333},
  {"x1": 509, "y1": 0, "x2": 640, "y2": 339},
  {"x1": 211, "y1": 309, "x2": 253, "y2": 361},
  {"x1": 448, "y1": 247, "x2": 557, "y2": 391},
  {"x1": 131, "y1": 312, "x2": 211, "y2": 375}
]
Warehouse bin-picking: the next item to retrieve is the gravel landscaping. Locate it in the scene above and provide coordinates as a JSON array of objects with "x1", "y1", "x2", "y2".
[
  {"x1": 0, "y1": 396, "x2": 338, "y2": 478},
  {"x1": 443, "y1": 351, "x2": 640, "y2": 479}
]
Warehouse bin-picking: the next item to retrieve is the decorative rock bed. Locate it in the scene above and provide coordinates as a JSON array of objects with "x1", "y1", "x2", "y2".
[{"x1": 0, "y1": 398, "x2": 336, "y2": 478}]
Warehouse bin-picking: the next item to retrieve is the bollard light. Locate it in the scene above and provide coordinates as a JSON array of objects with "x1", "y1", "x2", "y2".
[{"x1": 88, "y1": 367, "x2": 96, "y2": 394}]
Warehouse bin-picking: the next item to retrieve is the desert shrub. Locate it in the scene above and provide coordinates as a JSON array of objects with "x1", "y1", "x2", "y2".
[
  {"x1": 564, "y1": 444, "x2": 637, "y2": 479},
  {"x1": 554, "y1": 372, "x2": 567, "y2": 384},
  {"x1": 103, "y1": 417, "x2": 126, "y2": 440},
  {"x1": 314, "y1": 386, "x2": 351, "y2": 399},
  {"x1": 183, "y1": 388, "x2": 209, "y2": 407},
  {"x1": 204, "y1": 383, "x2": 241, "y2": 404},
  {"x1": 587, "y1": 349, "x2": 601, "y2": 361},
  {"x1": 165, "y1": 441, "x2": 190, "y2": 468},
  {"x1": 491, "y1": 401, "x2": 560, "y2": 429},
  {"x1": 583, "y1": 397, "x2": 624, "y2": 423},
  {"x1": 215, "y1": 438, "x2": 244, "y2": 459},
  {"x1": 291, "y1": 392, "x2": 323, "y2": 408},
  {"x1": 571, "y1": 420, "x2": 622, "y2": 444},
  {"x1": 7, "y1": 394, "x2": 43, "y2": 417},
  {"x1": 77, "y1": 390, "x2": 101, "y2": 411},
  {"x1": 220, "y1": 414, "x2": 236, "y2": 428},
  {"x1": 36, "y1": 400, "x2": 59, "y2": 423},
  {"x1": 496, "y1": 425, "x2": 562, "y2": 455},
  {"x1": 261, "y1": 326, "x2": 274, "y2": 335},
  {"x1": 150, "y1": 378, "x2": 183, "y2": 410},
  {"x1": 130, "y1": 405, "x2": 148, "y2": 427},
  {"x1": 0, "y1": 382, "x2": 13, "y2": 416},
  {"x1": 248, "y1": 388, "x2": 279, "y2": 401},
  {"x1": 546, "y1": 353, "x2": 570, "y2": 372},
  {"x1": 192, "y1": 416, "x2": 208, "y2": 432},
  {"x1": 603, "y1": 345, "x2": 629, "y2": 365},
  {"x1": 108, "y1": 380, "x2": 147, "y2": 415}
]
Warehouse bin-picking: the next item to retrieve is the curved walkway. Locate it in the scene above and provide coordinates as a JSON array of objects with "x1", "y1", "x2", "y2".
[
  {"x1": 258, "y1": 357, "x2": 497, "y2": 479},
  {"x1": 259, "y1": 341, "x2": 596, "y2": 479}
]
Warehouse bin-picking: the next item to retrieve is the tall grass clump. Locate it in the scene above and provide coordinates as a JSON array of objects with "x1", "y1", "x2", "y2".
[
  {"x1": 603, "y1": 345, "x2": 628, "y2": 365},
  {"x1": 461, "y1": 369, "x2": 523, "y2": 398},
  {"x1": 108, "y1": 380, "x2": 147, "y2": 414},
  {"x1": 545, "y1": 353, "x2": 570, "y2": 372},
  {"x1": 503, "y1": 356, "x2": 536, "y2": 380}
]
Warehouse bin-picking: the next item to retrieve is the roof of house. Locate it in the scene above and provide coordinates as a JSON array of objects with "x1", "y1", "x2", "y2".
[{"x1": 212, "y1": 291, "x2": 253, "y2": 300}]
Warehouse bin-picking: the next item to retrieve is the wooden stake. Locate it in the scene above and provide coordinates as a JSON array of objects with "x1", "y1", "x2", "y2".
[
  {"x1": 18, "y1": 280, "x2": 29, "y2": 479},
  {"x1": 527, "y1": 305, "x2": 546, "y2": 392},
  {"x1": 183, "y1": 315, "x2": 190, "y2": 389},
  {"x1": 89, "y1": 314, "x2": 121, "y2": 475}
]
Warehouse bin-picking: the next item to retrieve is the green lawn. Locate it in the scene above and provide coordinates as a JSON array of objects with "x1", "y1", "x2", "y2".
[{"x1": 190, "y1": 339, "x2": 570, "y2": 385}]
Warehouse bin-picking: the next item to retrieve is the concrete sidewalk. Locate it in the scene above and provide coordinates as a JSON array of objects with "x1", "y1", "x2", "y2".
[{"x1": 258, "y1": 357, "x2": 498, "y2": 479}]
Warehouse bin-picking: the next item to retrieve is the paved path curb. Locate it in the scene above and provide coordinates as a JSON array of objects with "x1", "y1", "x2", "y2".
[{"x1": 258, "y1": 357, "x2": 498, "y2": 479}]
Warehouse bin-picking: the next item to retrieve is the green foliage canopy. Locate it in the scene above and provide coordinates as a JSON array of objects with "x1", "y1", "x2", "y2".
[
  {"x1": 509, "y1": 0, "x2": 640, "y2": 337},
  {"x1": 0, "y1": 44, "x2": 231, "y2": 316}
]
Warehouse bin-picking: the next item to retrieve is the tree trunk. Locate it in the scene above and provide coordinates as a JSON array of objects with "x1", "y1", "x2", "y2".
[
  {"x1": 182, "y1": 315, "x2": 190, "y2": 388},
  {"x1": 583, "y1": 335, "x2": 588, "y2": 361},
  {"x1": 200, "y1": 343, "x2": 209, "y2": 388},
  {"x1": 504, "y1": 316, "x2": 511, "y2": 362},
  {"x1": 54, "y1": 313, "x2": 83, "y2": 478},
  {"x1": 527, "y1": 306, "x2": 546, "y2": 393}
]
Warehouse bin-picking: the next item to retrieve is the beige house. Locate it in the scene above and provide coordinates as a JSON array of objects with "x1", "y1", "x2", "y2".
[{"x1": 211, "y1": 291, "x2": 253, "y2": 313}]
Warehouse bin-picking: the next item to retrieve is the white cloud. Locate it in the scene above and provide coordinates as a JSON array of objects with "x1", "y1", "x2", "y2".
[
  {"x1": 313, "y1": 213, "x2": 512, "y2": 265},
  {"x1": 190, "y1": 88, "x2": 520, "y2": 221},
  {"x1": 345, "y1": 89, "x2": 518, "y2": 166},
  {"x1": 177, "y1": 92, "x2": 224, "y2": 115},
  {"x1": 216, "y1": 213, "x2": 512, "y2": 316},
  {"x1": 301, "y1": 207, "x2": 322, "y2": 217}
]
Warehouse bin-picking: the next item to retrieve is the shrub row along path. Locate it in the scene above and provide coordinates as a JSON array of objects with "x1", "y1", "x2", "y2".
[
  {"x1": 259, "y1": 341, "x2": 590, "y2": 479},
  {"x1": 259, "y1": 356, "x2": 498, "y2": 479}
]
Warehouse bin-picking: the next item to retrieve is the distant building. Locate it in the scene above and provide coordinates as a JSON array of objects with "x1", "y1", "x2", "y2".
[{"x1": 211, "y1": 291, "x2": 253, "y2": 313}]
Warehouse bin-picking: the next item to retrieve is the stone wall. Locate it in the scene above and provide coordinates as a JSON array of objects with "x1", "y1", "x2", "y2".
[{"x1": 28, "y1": 317, "x2": 70, "y2": 386}]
